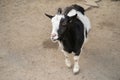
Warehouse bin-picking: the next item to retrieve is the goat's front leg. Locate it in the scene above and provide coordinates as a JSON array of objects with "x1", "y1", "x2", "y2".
[
  {"x1": 62, "y1": 50, "x2": 72, "y2": 68},
  {"x1": 73, "y1": 39, "x2": 84, "y2": 74},
  {"x1": 58, "y1": 41, "x2": 72, "y2": 68},
  {"x1": 73, "y1": 54, "x2": 80, "y2": 74}
]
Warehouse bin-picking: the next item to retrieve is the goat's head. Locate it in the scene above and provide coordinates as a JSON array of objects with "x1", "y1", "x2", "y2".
[
  {"x1": 58, "y1": 14, "x2": 77, "y2": 39},
  {"x1": 45, "y1": 8, "x2": 77, "y2": 42},
  {"x1": 45, "y1": 8, "x2": 64, "y2": 42}
]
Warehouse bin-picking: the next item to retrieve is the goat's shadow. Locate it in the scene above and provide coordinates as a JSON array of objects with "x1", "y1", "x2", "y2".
[{"x1": 42, "y1": 39, "x2": 58, "y2": 49}]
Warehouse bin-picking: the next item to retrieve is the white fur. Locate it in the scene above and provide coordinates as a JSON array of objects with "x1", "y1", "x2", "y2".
[
  {"x1": 67, "y1": 9, "x2": 77, "y2": 17},
  {"x1": 67, "y1": 9, "x2": 91, "y2": 33},
  {"x1": 58, "y1": 41, "x2": 63, "y2": 49},
  {"x1": 51, "y1": 15, "x2": 64, "y2": 41},
  {"x1": 76, "y1": 11, "x2": 91, "y2": 45},
  {"x1": 73, "y1": 56, "x2": 80, "y2": 73},
  {"x1": 65, "y1": 58, "x2": 72, "y2": 68},
  {"x1": 58, "y1": 41, "x2": 72, "y2": 68},
  {"x1": 61, "y1": 49, "x2": 72, "y2": 68},
  {"x1": 76, "y1": 11, "x2": 91, "y2": 33},
  {"x1": 51, "y1": 9, "x2": 91, "y2": 74},
  {"x1": 73, "y1": 62, "x2": 79, "y2": 73},
  {"x1": 67, "y1": 9, "x2": 91, "y2": 48}
]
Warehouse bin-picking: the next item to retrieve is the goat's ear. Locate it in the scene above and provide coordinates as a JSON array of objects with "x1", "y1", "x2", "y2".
[
  {"x1": 57, "y1": 8, "x2": 62, "y2": 14},
  {"x1": 45, "y1": 13, "x2": 54, "y2": 19}
]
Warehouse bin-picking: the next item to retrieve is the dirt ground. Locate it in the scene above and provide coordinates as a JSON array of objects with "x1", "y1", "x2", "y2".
[{"x1": 0, "y1": 0, "x2": 120, "y2": 80}]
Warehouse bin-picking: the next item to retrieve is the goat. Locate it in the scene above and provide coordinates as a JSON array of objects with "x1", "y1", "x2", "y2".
[{"x1": 45, "y1": 4, "x2": 91, "y2": 74}]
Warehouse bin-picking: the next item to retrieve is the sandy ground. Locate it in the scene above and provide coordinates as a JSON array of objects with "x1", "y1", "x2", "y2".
[{"x1": 0, "y1": 0, "x2": 120, "y2": 80}]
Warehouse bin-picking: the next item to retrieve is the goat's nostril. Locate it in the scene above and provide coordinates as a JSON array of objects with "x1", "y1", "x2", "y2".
[{"x1": 51, "y1": 34, "x2": 56, "y2": 37}]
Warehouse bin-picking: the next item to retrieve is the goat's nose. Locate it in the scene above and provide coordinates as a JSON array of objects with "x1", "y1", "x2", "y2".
[{"x1": 51, "y1": 33, "x2": 56, "y2": 38}]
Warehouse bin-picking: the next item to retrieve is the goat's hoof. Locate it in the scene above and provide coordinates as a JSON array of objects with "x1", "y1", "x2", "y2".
[
  {"x1": 73, "y1": 66, "x2": 80, "y2": 74},
  {"x1": 66, "y1": 63, "x2": 72, "y2": 68},
  {"x1": 65, "y1": 59, "x2": 72, "y2": 68}
]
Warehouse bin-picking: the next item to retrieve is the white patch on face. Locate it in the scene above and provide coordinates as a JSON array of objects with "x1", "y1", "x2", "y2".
[
  {"x1": 67, "y1": 9, "x2": 77, "y2": 17},
  {"x1": 50, "y1": 14, "x2": 64, "y2": 41}
]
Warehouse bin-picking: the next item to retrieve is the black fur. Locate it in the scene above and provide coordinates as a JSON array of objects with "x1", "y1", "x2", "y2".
[
  {"x1": 45, "y1": 4, "x2": 87, "y2": 56},
  {"x1": 45, "y1": 13, "x2": 53, "y2": 19},
  {"x1": 57, "y1": 4, "x2": 86, "y2": 56},
  {"x1": 58, "y1": 15, "x2": 85, "y2": 56},
  {"x1": 57, "y1": 8, "x2": 62, "y2": 14},
  {"x1": 63, "y1": 4, "x2": 85, "y2": 16}
]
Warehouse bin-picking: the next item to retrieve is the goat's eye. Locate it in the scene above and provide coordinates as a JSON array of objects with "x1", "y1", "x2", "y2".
[
  {"x1": 62, "y1": 21, "x2": 67, "y2": 26},
  {"x1": 62, "y1": 23, "x2": 66, "y2": 25},
  {"x1": 69, "y1": 20, "x2": 72, "y2": 23}
]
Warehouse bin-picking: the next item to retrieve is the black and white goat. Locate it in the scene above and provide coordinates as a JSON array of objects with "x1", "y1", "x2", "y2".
[{"x1": 45, "y1": 4, "x2": 91, "y2": 74}]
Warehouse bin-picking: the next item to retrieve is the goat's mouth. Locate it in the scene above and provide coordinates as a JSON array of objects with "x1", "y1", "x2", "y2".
[{"x1": 51, "y1": 37, "x2": 58, "y2": 43}]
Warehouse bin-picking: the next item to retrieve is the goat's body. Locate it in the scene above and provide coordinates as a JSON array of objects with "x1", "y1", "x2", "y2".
[
  {"x1": 59, "y1": 4, "x2": 90, "y2": 56},
  {"x1": 58, "y1": 5, "x2": 91, "y2": 74},
  {"x1": 64, "y1": 4, "x2": 91, "y2": 33},
  {"x1": 59, "y1": 18, "x2": 85, "y2": 55}
]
